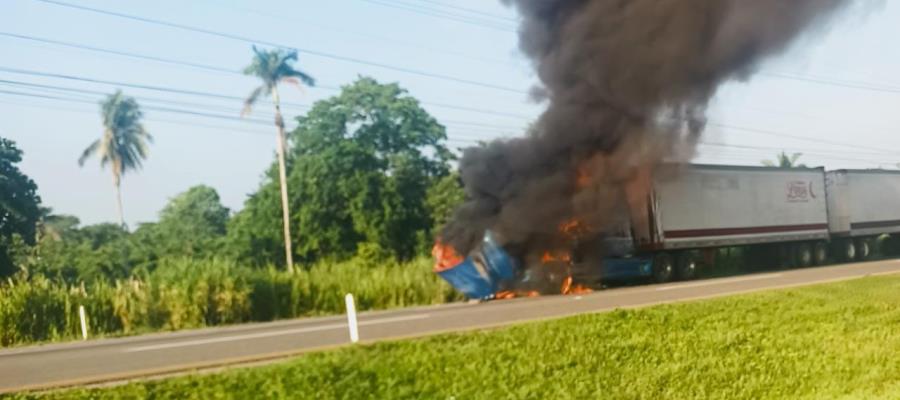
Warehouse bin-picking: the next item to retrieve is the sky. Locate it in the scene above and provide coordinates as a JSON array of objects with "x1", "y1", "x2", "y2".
[{"x1": 1, "y1": 0, "x2": 899, "y2": 227}]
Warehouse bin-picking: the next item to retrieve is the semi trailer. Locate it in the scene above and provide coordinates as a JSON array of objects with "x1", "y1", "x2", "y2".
[
  {"x1": 435, "y1": 164, "x2": 900, "y2": 299},
  {"x1": 825, "y1": 169, "x2": 900, "y2": 260}
]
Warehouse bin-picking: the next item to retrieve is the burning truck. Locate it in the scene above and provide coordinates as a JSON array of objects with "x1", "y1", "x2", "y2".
[
  {"x1": 433, "y1": 163, "x2": 900, "y2": 300},
  {"x1": 435, "y1": 0, "x2": 870, "y2": 298},
  {"x1": 432, "y1": 0, "x2": 862, "y2": 300}
]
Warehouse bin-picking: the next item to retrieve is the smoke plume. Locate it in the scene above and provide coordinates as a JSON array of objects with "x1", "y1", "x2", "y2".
[{"x1": 442, "y1": 0, "x2": 858, "y2": 258}]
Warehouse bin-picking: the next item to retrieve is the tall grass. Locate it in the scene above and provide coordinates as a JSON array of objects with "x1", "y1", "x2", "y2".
[{"x1": 0, "y1": 257, "x2": 460, "y2": 347}]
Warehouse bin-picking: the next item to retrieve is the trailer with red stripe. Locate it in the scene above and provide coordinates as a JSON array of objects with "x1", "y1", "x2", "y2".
[
  {"x1": 617, "y1": 164, "x2": 834, "y2": 283},
  {"x1": 825, "y1": 169, "x2": 900, "y2": 261}
]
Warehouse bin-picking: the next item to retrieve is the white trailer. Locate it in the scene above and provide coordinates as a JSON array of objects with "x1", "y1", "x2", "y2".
[
  {"x1": 825, "y1": 169, "x2": 900, "y2": 259},
  {"x1": 626, "y1": 164, "x2": 831, "y2": 282},
  {"x1": 651, "y1": 164, "x2": 829, "y2": 248}
]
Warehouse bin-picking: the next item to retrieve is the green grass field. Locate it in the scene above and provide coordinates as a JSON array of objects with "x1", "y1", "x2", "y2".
[{"x1": 14, "y1": 276, "x2": 900, "y2": 400}]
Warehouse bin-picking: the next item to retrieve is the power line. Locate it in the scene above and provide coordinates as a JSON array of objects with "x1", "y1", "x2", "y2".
[
  {"x1": 3, "y1": 66, "x2": 893, "y2": 158},
  {"x1": 695, "y1": 150, "x2": 892, "y2": 167},
  {"x1": 760, "y1": 71, "x2": 900, "y2": 95},
  {"x1": 31, "y1": 0, "x2": 528, "y2": 95},
  {"x1": 0, "y1": 88, "x2": 505, "y2": 144},
  {"x1": 707, "y1": 121, "x2": 900, "y2": 155},
  {"x1": 0, "y1": 31, "x2": 240, "y2": 76},
  {"x1": 417, "y1": 0, "x2": 517, "y2": 22},
  {"x1": 1, "y1": 32, "x2": 533, "y2": 120},
  {"x1": 1, "y1": 77, "x2": 517, "y2": 137},
  {"x1": 699, "y1": 141, "x2": 891, "y2": 157},
  {"x1": 698, "y1": 144, "x2": 898, "y2": 165},
  {"x1": 27, "y1": 1, "x2": 900, "y2": 101},
  {"x1": 220, "y1": 5, "x2": 517, "y2": 67},
  {"x1": 0, "y1": 78, "x2": 289, "y2": 118},
  {"x1": 4, "y1": 87, "x2": 892, "y2": 167},
  {"x1": 0, "y1": 66, "x2": 312, "y2": 110},
  {"x1": 0, "y1": 88, "x2": 274, "y2": 126},
  {"x1": 358, "y1": 0, "x2": 516, "y2": 32},
  {"x1": 0, "y1": 97, "x2": 274, "y2": 137}
]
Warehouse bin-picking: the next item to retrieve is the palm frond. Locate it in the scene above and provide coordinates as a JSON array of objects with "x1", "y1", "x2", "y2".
[
  {"x1": 242, "y1": 86, "x2": 266, "y2": 116},
  {"x1": 83, "y1": 91, "x2": 151, "y2": 177},
  {"x1": 78, "y1": 139, "x2": 101, "y2": 166},
  {"x1": 280, "y1": 78, "x2": 306, "y2": 93},
  {"x1": 243, "y1": 46, "x2": 315, "y2": 101},
  {"x1": 283, "y1": 68, "x2": 315, "y2": 87}
]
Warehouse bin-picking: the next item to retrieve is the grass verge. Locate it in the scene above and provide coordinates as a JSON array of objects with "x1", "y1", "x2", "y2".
[{"x1": 12, "y1": 276, "x2": 900, "y2": 399}]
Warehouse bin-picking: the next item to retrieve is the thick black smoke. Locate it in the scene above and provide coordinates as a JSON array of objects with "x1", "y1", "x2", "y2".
[{"x1": 441, "y1": 0, "x2": 858, "y2": 257}]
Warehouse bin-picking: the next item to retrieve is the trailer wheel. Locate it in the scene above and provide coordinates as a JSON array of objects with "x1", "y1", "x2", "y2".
[
  {"x1": 813, "y1": 242, "x2": 828, "y2": 265},
  {"x1": 652, "y1": 253, "x2": 675, "y2": 283},
  {"x1": 840, "y1": 240, "x2": 857, "y2": 262},
  {"x1": 794, "y1": 243, "x2": 813, "y2": 268},
  {"x1": 676, "y1": 252, "x2": 698, "y2": 281},
  {"x1": 777, "y1": 244, "x2": 796, "y2": 269},
  {"x1": 884, "y1": 234, "x2": 900, "y2": 257},
  {"x1": 855, "y1": 238, "x2": 872, "y2": 260}
]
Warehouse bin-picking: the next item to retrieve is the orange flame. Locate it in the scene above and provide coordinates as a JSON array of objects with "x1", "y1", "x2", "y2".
[
  {"x1": 562, "y1": 282, "x2": 593, "y2": 295},
  {"x1": 576, "y1": 162, "x2": 592, "y2": 189},
  {"x1": 432, "y1": 241, "x2": 464, "y2": 272},
  {"x1": 558, "y1": 219, "x2": 584, "y2": 237},
  {"x1": 495, "y1": 290, "x2": 516, "y2": 300},
  {"x1": 560, "y1": 276, "x2": 573, "y2": 295},
  {"x1": 493, "y1": 290, "x2": 542, "y2": 299},
  {"x1": 541, "y1": 250, "x2": 571, "y2": 263}
]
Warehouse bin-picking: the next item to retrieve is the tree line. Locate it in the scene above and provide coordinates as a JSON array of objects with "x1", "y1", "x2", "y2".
[{"x1": 0, "y1": 46, "x2": 464, "y2": 283}]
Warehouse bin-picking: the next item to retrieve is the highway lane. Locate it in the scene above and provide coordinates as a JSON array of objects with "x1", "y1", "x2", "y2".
[{"x1": 3, "y1": 259, "x2": 900, "y2": 393}]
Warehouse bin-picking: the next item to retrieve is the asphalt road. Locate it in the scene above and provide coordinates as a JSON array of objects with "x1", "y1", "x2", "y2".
[{"x1": 3, "y1": 260, "x2": 900, "y2": 394}]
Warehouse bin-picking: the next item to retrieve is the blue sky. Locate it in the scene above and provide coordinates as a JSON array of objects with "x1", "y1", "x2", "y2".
[{"x1": 1, "y1": 0, "x2": 899, "y2": 227}]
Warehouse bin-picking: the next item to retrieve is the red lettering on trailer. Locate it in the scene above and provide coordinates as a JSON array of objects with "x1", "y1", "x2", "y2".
[{"x1": 787, "y1": 181, "x2": 809, "y2": 203}]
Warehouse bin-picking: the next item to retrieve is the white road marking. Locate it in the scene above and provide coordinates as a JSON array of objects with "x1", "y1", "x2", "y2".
[
  {"x1": 654, "y1": 273, "x2": 784, "y2": 291},
  {"x1": 123, "y1": 314, "x2": 430, "y2": 353}
]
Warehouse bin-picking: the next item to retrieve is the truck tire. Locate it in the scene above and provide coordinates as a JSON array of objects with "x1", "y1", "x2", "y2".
[
  {"x1": 840, "y1": 240, "x2": 857, "y2": 262},
  {"x1": 813, "y1": 242, "x2": 828, "y2": 265},
  {"x1": 676, "y1": 252, "x2": 698, "y2": 281},
  {"x1": 794, "y1": 243, "x2": 813, "y2": 268},
  {"x1": 653, "y1": 253, "x2": 675, "y2": 283},
  {"x1": 855, "y1": 238, "x2": 872, "y2": 260}
]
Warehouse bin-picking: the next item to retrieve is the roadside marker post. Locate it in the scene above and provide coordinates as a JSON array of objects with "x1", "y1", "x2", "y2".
[
  {"x1": 78, "y1": 305, "x2": 88, "y2": 340},
  {"x1": 345, "y1": 293, "x2": 359, "y2": 343}
]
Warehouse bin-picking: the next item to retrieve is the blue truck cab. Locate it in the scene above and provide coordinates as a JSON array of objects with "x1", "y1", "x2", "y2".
[{"x1": 436, "y1": 231, "x2": 655, "y2": 300}]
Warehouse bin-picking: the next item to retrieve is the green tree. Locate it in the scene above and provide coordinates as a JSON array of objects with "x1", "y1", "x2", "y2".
[
  {"x1": 426, "y1": 173, "x2": 465, "y2": 231},
  {"x1": 230, "y1": 77, "x2": 452, "y2": 265},
  {"x1": 150, "y1": 185, "x2": 230, "y2": 258},
  {"x1": 0, "y1": 137, "x2": 42, "y2": 276},
  {"x1": 26, "y1": 222, "x2": 132, "y2": 282},
  {"x1": 762, "y1": 151, "x2": 807, "y2": 168},
  {"x1": 37, "y1": 207, "x2": 81, "y2": 242},
  {"x1": 78, "y1": 91, "x2": 152, "y2": 227},
  {"x1": 242, "y1": 46, "x2": 316, "y2": 272}
]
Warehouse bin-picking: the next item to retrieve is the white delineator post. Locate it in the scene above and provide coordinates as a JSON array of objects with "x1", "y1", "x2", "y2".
[
  {"x1": 345, "y1": 293, "x2": 359, "y2": 343},
  {"x1": 78, "y1": 305, "x2": 88, "y2": 340}
]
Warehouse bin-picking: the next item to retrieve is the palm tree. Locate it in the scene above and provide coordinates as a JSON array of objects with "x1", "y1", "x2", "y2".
[
  {"x1": 762, "y1": 151, "x2": 807, "y2": 168},
  {"x1": 242, "y1": 45, "x2": 315, "y2": 272},
  {"x1": 79, "y1": 90, "x2": 152, "y2": 228}
]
